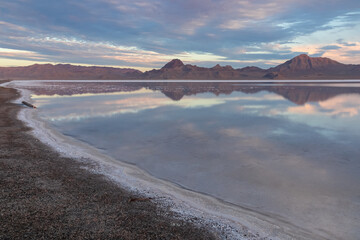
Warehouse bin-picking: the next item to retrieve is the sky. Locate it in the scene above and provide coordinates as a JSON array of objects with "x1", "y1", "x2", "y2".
[{"x1": 1, "y1": 0, "x2": 360, "y2": 70}]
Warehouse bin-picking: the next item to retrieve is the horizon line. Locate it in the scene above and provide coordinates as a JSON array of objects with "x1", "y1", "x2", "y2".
[{"x1": 0, "y1": 54, "x2": 352, "y2": 72}]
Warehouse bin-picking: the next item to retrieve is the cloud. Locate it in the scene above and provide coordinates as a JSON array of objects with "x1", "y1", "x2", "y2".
[
  {"x1": 0, "y1": 21, "x2": 27, "y2": 32},
  {"x1": 1, "y1": 0, "x2": 360, "y2": 68},
  {"x1": 337, "y1": 38, "x2": 358, "y2": 46},
  {"x1": 320, "y1": 45, "x2": 342, "y2": 50},
  {"x1": 0, "y1": 47, "x2": 45, "y2": 60},
  {"x1": 218, "y1": 128, "x2": 244, "y2": 137}
]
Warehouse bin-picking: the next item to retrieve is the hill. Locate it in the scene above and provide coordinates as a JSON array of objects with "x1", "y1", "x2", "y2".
[
  {"x1": 1, "y1": 55, "x2": 360, "y2": 80},
  {"x1": 0, "y1": 64, "x2": 142, "y2": 80}
]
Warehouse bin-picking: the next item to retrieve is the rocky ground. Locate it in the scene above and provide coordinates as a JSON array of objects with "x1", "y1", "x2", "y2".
[{"x1": 0, "y1": 85, "x2": 217, "y2": 240}]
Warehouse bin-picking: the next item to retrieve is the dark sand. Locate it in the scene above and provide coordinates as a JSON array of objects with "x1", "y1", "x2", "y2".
[{"x1": 0, "y1": 85, "x2": 218, "y2": 239}]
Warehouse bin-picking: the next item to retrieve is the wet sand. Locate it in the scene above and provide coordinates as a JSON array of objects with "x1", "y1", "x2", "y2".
[{"x1": 0, "y1": 85, "x2": 218, "y2": 239}]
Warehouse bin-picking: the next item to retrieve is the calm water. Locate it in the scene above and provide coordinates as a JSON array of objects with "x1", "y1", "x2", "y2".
[{"x1": 31, "y1": 82, "x2": 360, "y2": 239}]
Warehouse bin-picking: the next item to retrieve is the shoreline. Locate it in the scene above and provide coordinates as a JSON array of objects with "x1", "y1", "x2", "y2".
[
  {"x1": 1, "y1": 81, "x2": 323, "y2": 239},
  {"x1": 3, "y1": 82, "x2": 262, "y2": 239},
  {"x1": 0, "y1": 85, "x2": 221, "y2": 239}
]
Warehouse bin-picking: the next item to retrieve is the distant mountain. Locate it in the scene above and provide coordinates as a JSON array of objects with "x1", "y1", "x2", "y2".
[
  {"x1": 143, "y1": 59, "x2": 266, "y2": 80},
  {"x1": 265, "y1": 54, "x2": 360, "y2": 79},
  {"x1": 1, "y1": 54, "x2": 360, "y2": 80},
  {"x1": 162, "y1": 59, "x2": 185, "y2": 69},
  {"x1": 0, "y1": 64, "x2": 142, "y2": 80}
]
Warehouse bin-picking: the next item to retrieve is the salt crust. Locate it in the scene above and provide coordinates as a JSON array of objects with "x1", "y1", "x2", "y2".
[{"x1": 1, "y1": 80, "x2": 318, "y2": 240}]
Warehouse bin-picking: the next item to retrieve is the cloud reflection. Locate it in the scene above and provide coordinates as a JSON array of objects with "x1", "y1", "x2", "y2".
[
  {"x1": 39, "y1": 91, "x2": 228, "y2": 122},
  {"x1": 37, "y1": 88, "x2": 288, "y2": 122},
  {"x1": 287, "y1": 94, "x2": 360, "y2": 117}
]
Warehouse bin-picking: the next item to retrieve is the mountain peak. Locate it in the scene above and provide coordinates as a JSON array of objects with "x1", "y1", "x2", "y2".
[
  {"x1": 274, "y1": 54, "x2": 342, "y2": 72},
  {"x1": 162, "y1": 59, "x2": 184, "y2": 69},
  {"x1": 293, "y1": 54, "x2": 311, "y2": 60}
]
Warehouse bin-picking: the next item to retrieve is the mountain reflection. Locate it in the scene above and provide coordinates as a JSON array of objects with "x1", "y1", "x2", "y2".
[
  {"x1": 31, "y1": 83, "x2": 360, "y2": 137},
  {"x1": 27, "y1": 82, "x2": 360, "y2": 105}
]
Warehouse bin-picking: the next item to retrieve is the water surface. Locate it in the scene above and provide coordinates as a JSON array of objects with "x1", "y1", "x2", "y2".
[{"x1": 31, "y1": 82, "x2": 360, "y2": 240}]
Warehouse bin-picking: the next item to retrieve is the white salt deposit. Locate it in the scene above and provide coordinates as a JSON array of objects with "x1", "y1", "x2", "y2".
[{"x1": 1, "y1": 80, "x2": 341, "y2": 240}]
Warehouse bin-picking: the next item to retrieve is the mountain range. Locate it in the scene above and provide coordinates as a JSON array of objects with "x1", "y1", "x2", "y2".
[
  {"x1": 24, "y1": 81, "x2": 360, "y2": 105},
  {"x1": 1, "y1": 54, "x2": 360, "y2": 80}
]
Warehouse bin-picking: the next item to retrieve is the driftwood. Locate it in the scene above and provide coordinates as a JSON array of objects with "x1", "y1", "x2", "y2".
[{"x1": 22, "y1": 101, "x2": 37, "y2": 108}]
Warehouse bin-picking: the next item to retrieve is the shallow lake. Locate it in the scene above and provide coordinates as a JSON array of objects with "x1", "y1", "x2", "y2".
[{"x1": 31, "y1": 82, "x2": 360, "y2": 240}]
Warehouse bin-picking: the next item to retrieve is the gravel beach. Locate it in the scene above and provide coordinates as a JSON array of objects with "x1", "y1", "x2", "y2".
[{"x1": 0, "y1": 85, "x2": 217, "y2": 240}]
